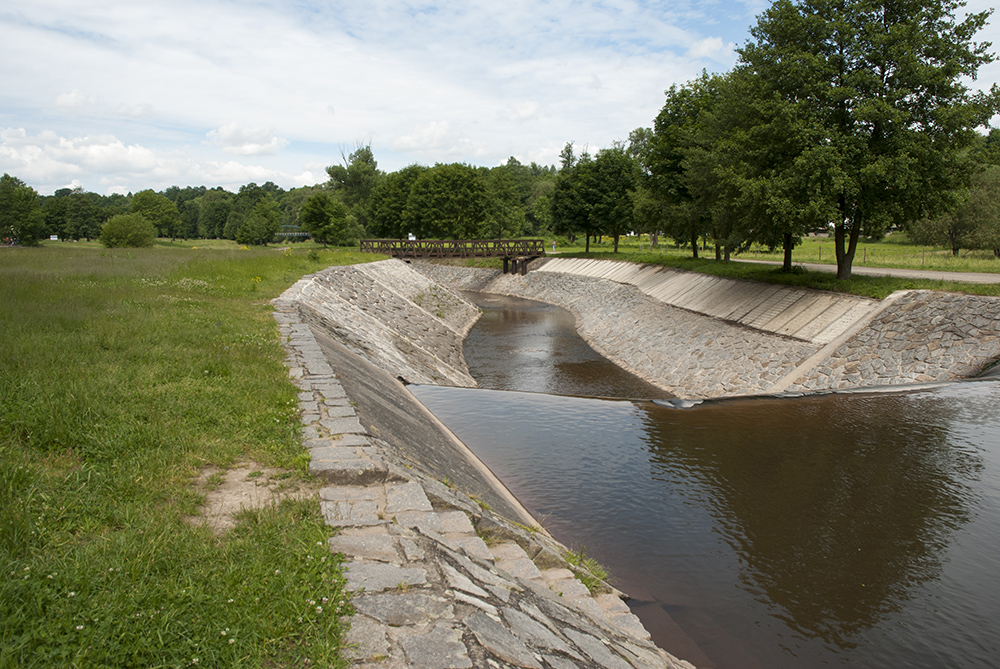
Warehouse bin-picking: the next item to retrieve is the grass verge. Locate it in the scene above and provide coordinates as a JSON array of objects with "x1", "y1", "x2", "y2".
[{"x1": 1, "y1": 244, "x2": 379, "y2": 668}]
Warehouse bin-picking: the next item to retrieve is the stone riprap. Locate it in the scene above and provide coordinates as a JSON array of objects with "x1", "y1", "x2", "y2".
[
  {"x1": 414, "y1": 262, "x2": 822, "y2": 398},
  {"x1": 274, "y1": 267, "x2": 694, "y2": 669},
  {"x1": 414, "y1": 260, "x2": 1000, "y2": 397},
  {"x1": 780, "y1": 290, "x2": 1000, "y2": 391}
]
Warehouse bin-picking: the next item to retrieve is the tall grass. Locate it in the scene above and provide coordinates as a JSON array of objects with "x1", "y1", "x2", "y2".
[{"x1": 1, "y1": 244, "x2": 377, "y2": 668}]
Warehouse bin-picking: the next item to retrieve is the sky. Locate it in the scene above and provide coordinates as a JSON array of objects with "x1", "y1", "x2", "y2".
[{"x1": 2, "y1": 0, "x2": 999, "y2": 196}]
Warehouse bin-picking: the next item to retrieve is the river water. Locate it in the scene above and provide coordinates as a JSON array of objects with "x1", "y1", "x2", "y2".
[{"x1": 409, "y1": 292, "x2": 1000, "y2": 669}]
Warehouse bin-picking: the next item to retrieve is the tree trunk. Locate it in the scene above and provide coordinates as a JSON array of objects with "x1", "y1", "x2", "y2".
[
  {"x1": 585, "y1": 234, "x2": 590, "y2": 252},
  {"x1": 834, "y1": 201, "x2": 860, "y2": 280},
  {"x1": 715, "y1": 241, "x2": 721, "y2": 261},
  {"x1": 690, "y1": 229, "x2": 699, "y2": 259},
  {"x1": 724, "y1": 244, "x2": 731, "y2": 262},
  {"x1": 614, "y1": 233, "x2": 619, "y2": 253},
  {"x1": 782, "y1": 233, "x2": 793, "y2": 272}
]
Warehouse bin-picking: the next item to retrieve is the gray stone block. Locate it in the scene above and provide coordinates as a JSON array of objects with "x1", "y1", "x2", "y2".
[
  {"x1": 320, "y1": 416, "x2": 366, "y2": 435},
  {"x1": 345, "y1": 562, "x2": 428, "y2": 594},
  {"x1": 310, "y1": 458, "x2": 388, "y2": 486},
  {"x1": 465, "y1": 611, "x2": 542, "y2": 669},
  {"x1": 354, "y1": 592, "x2": 454, "y2": 626},
  {"x1": 386, "y1": 481, "x2": 433, "y2": 514},
  {"x1": 396, "y1": 623, "x2": 472, "y2": 669}
]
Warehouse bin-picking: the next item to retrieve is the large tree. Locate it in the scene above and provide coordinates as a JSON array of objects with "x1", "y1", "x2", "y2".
[
  {"x1": 367, "y1": 164, "x2": 429, "y2": 238},
  {"x1": 402, "y1": 163, "x2": 489, "y2": 239},
  {"x1": 326, "y1": 144, "x2": 382, "y2": 231},
  {"x1": 0, "y1": 174, "x2": 45, "y2": 245},
  {"x1": 738, "y1": 0, "x2": 1000, "y2": 278},
  {"x1": 131, "y1": 189, "x2": 181, "y2": 239},
  {"x1": 300, "y1": 192, "x2": 350, "y2": 246}
]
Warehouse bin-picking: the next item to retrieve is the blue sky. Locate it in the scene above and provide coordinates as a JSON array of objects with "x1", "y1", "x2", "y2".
[{"x1": 2, "y1": 0, "x2": 998, "y2": 195}]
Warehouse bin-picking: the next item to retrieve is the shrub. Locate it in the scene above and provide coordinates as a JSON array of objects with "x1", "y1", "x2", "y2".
[{"x1": 100, "y1": 213, "x2": 156, "y2": 248}]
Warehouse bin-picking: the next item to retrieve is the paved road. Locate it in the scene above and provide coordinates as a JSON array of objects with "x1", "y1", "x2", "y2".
[{"x1": 736, "y1": 258, "x2": 1000, "y2": 284}]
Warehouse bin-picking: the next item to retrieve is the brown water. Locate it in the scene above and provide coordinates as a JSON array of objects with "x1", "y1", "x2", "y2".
[{"x1": 410, "y1": 292, "x2": 1000, "y2": 668}]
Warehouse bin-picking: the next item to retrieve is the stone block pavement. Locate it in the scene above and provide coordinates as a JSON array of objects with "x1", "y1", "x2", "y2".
[{"x1": 274, "y1": 282, "x2": 695, "y2": 669}]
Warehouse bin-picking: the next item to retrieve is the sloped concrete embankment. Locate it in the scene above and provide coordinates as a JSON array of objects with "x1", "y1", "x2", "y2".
[
  {"x1": 413, "y1": 260, "x2": 1000, "y2": 398},
  {"x1": 276, "y1": 260, "x2": 692, "y2": 669}
]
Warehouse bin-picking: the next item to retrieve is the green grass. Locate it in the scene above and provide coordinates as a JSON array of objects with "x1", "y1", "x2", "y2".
[
  {"x1": 564, "y1": 547, "x2": 610, "y2": 595},
  {"x1": 1, "y1": 243, "x2": 380, "y2": 668}
]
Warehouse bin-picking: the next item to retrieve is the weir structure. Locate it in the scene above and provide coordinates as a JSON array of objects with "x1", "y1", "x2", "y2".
[{"x1": 360, "y1": 238, "x2": 547, "y2": 274}]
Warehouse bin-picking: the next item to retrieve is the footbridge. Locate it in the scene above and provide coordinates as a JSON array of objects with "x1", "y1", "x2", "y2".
[{"x1": 360, "y1": 239, "x2": 546, "y2": 274}]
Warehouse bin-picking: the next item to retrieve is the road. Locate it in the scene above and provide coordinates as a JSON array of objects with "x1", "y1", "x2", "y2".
[{"x1": 736, "y1": 259, "x2": 1000, "y2": 284}]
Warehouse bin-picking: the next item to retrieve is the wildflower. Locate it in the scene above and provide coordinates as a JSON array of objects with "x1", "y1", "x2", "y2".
[
  {"x1": 229, "y1": 639, "x2": 235, "y2": 644},
  {"x1": 76, "y1": 625, "x2": 84, "y2": 630},
  {"x1": 316, "y1": 606, "x2": 323, "y2": 613},
  {"x1": 68, "y1": 592, "x2": 76, "y2": 597}
]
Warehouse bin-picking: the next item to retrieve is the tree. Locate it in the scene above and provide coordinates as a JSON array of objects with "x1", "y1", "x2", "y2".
[
  {"x1": 552, "y1": 144, "x2": 636, "y2": 252},
  {"x1": 402, "y1": 163, "x2": 489, "y2": 239},
  {"x1": 911, "y1": 163, "x2": 1000, "y2": 255},
  {"x1": 300, "y1": 192, "x2": 350, "y2": 246},
  {"x1": 0, "y1": 173, "x2": 46, "y2": 245},
  {"x1": 481, "y1": 166, "x2": 524, "y2": 239},
  {"x1": 326, "y1": 144, "x2": 382, "y2": 230},
  {"x1": 100, "y1": 213, "x2": 156, "y2": 248},
  {"x1": 197, "y1": 189, "x2": 232, "y2": 238},
  {"x1": 737, "y1": 0, "x2": 1000, "y2": 278},
  {"x1": 590, "y1": 146, "x2": 636, "y2": 253},
  {"x1": 235, "y1": 196, "x2": 281, "y2": 246},
  {"x1": 131, "y1": 190, "x2": 181, "y2": 239},
  {"x1": 367, "y1": 164, "x2": 429, "y2": 238}
]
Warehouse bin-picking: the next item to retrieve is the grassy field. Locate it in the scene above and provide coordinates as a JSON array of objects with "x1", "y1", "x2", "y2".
[{"x1": 1, "y1": 241, "x2": 378, "y2": 668}]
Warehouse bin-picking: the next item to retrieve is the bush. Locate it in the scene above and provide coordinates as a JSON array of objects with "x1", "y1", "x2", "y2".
[{"x1": 100, "y1": 213, "x2": 156, "y2": 248}]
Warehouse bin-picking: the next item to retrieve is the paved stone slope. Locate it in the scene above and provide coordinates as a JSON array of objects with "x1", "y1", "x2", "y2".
[
  {"x1": 274, "y1": 273, "x2": 695, "y2": 669},
  {"x1": 415, "y1": 262, "x2": 820, "y2": 399},
  {"x1": 782, "y1": 290, "x2": 1000, "y2": 391}
]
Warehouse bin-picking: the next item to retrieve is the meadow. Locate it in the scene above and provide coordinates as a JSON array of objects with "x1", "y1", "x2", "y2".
[{"x1": 1, "y1": 240, "x2": 377, "y2": 668}]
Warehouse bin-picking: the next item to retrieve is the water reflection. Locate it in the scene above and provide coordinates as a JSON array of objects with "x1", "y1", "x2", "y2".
[
  {"x1": 411, "y1": 292, "x2": 1000, "y2": 668},
  {"x1": 637, "y1": 392, "x2": 980, "y2": 650}
]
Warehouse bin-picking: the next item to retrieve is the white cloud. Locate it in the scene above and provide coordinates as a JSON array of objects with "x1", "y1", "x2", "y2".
[
  {"x1": 55, "y1": 90, "x2": 98, "y2": 111},
  {"x1": 117, "y1": 103, "x2": 154, "y2": 119},
  {"x1": 207, "y1": 122, "x2": 289, "y2": 156},
  {"x1": 6, "y1": 0, "x2": 992, "y2": 193},
  {"x1": 0, "y1": 127, "x2": 319, "y2": 194}
]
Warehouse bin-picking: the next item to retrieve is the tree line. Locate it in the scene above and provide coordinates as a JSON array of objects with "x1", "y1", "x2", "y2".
[
  {"x1": 4, "y1": 0, "x2": 1000, "y2": 280},
  {"x1": 0, "y1": 146, "x2": 558, "y2": 250}
]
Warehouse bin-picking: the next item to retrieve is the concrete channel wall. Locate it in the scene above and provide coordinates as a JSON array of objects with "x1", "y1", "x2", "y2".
[{"x1": 276, "y1": 260, "x2": 695, "y2": 669}]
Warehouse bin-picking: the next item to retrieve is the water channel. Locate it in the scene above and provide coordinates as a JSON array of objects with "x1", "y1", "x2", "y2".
[{"x1": 409, "y1": 292, "x2": 1000, "y2": 669}]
